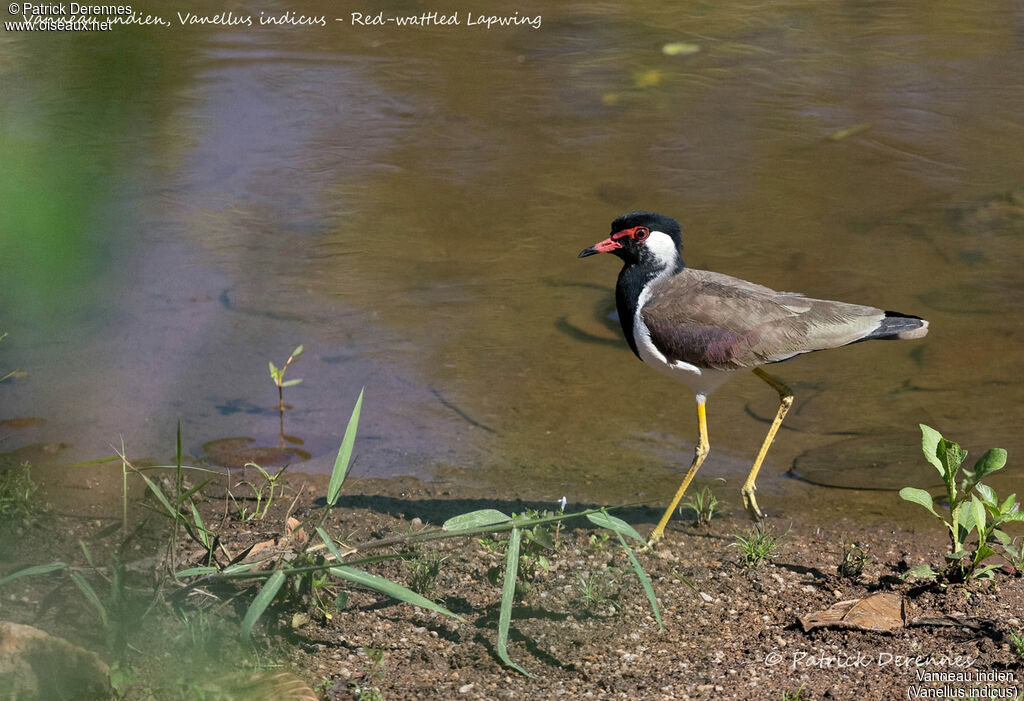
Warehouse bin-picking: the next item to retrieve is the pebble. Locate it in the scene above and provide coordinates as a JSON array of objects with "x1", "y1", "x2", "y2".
[
  {"x1": 459, "y1": 683, "x2": 474, "y2": 693},
  {"x1": 700, "y1": 592, "x2": 713, "y2": 602}
]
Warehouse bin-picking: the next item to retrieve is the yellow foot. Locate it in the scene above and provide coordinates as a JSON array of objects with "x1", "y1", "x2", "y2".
[
  {"x1": 742, "y1": 487, "x2": 764, "y2": 521},
  {"x1": 644, "y1": 528, "x2": 665, "y2": 551}
]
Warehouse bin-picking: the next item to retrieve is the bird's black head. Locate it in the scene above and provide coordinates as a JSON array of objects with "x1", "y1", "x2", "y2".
[{"x1": 578, "y1": 211, "x2": 684, "y2": 270}]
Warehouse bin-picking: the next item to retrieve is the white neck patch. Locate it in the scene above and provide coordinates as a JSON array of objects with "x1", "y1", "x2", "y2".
[{"x1": 645, "y1": 230, "x2": 679, "y2": 270}]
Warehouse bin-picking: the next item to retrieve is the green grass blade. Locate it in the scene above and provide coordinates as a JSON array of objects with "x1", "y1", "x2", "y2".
[
  {"x1": 190, "y1": 502, "x2": 210, "y2": 548},
  {"x1": 316, "y1": 527, "x2": 347, "y2": 563},
  {"x1": 221, "y1": 561, "x2": 264, "y2": 576},
  {"x1": 177, "y1": 475, "x2": 218, "y2": 506},
  {"x1": 442, "y1": 509, "x2": 511, "y2": 531},
  {"x1": 241, "y1": 569, "x2": 286, "y2": 644},
  {"x1": 327, "y1": 565, "x2": 462, "y2": 620},
  {"x1": 328, "y1": 388, "x2": 364, "y2": 506},
  {"x1": 587, "y1": 511, "x2": 645, "y2": 544},
  {"x1": 176, "y1": 420, "x2": 183, "y2": 496},
  {"x1": 496, "y1": 527, "x2": 533, "y2": 677},
  {"x1": 0, "y1": 562, "x2": 68, "y2": 587},
  {"x1": 175, "y1": 566, "x2": 220, "y2": 577},
  {"x1": 69, "y1": 572, "x2": 108, "y2": 628},
  {"x1": 137, "y1": 471, "x2": 180, "y2": 521},
  {"x1": 616, "y1": 531, "x2": 663, "y2": 631}
]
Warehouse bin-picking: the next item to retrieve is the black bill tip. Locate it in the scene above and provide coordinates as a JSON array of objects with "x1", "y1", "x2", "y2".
[{"x1": 578, "y1": 247, "x2": 599, "y2": 258}]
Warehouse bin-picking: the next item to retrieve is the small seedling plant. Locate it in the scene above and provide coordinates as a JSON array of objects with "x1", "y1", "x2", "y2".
[
  {"x1": 269, "y1": 344, "x2": 304, "y2": 411},
  {"x1": 680, "y1": 480, "x2": 723, "y2": 528},
  {"x1": 229, "y1": 462, "x2": 288, "y2": 522},
  {"x1": 836, "y1": 539, "x2": 869, "y2": 580},
  {"x1": 731, "y1": 524, "x2": 783, "y2": 568},
  {"x1": 899, "y1": 424, "x2": 1023, "y2": 581}
]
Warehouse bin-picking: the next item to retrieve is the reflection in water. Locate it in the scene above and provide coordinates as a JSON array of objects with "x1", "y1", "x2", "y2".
[{"x1": 1, "y1": 0, "x2": 1022, "y2": 506}]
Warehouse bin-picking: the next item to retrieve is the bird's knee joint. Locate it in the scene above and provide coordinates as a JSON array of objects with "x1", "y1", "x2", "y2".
[
  {"x1": 781, "y1": 394, "x2": 794, "y2": 408},
  {"x1": 695, "y1": 442, "x2": 710, "y2": 459}
]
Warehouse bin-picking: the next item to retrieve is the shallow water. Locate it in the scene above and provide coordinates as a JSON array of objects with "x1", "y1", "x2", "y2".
[{"x1": 2, "y1": 0, "x2": 1023, "y2": 508}]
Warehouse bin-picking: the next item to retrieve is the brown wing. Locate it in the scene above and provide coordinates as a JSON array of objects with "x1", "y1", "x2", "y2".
[{"x1": 641, "y1": 268, "x2": 886, "y2": 370}]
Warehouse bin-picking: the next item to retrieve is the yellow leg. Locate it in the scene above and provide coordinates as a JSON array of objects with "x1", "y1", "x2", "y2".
[
  {"x1": 742, "y1": 368, "x2": 794, "y2": 520},
  {"x1": 648, "y1": 396, "x2": 710, "y2": 546}
]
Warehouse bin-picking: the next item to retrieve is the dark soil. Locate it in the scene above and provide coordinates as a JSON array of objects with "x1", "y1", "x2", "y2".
[{"x1": 1, "y1": 461, "x2": 1023, "y2": 701}]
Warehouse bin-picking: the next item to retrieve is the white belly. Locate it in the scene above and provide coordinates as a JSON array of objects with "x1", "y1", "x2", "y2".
[{"x1": 633, "y1": 292, "x2": 735, "y2": 399}]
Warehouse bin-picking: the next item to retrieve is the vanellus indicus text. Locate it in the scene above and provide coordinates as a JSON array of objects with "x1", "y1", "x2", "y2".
[{"x1": 579, "y1": 211, "x2": 929, "y2": 544}]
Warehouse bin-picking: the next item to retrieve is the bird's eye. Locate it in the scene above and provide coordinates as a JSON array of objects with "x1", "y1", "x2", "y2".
[{"x1": 633, "y1": 227, "x2": 650, "y2": 241}]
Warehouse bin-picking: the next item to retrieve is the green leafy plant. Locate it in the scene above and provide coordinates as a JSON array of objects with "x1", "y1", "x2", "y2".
[
  {"x1": 781, "y1": 686, "x2": 809, "y2": 701},
  {"x1": 350, "y1": 646, "x2": 386, "y2": 700},
  {"x1": 1009, "y1": 629, "x2": 1024, "y2": 661},
  {"x1": 899, "y1": 424, "x2": 1022, "y2": 581},
  {"x1": 229, "y1": 462, "x2": 288, "y2": 522},
  {"x1": 405, "y1": 550, "x2": 447, "y2": 597},
  {"x1": 680, "y1": 480, "x2": 723, "y2": 527},
  {"x1": 836, "y1": 540, "x2": 869, "y2": 580},
  {"x1": 0, "y1": 462, "x2": 39, "y2": 520},
  {"x1": 269, "y1": 345, "x2": 304, "y2": 411},
  {"x1": 731, "y1": 524, "x2": 783, "y2": 567},
  {"x1": 0, "y1": 387, "x2": 663, "y2": 682},
  {"x1": 482, "y1": 506, "x2": 563, "y2": 594},
  {"x1": 575, "y1": 570, "x2": 621, "y2": 611},
  {"x1": 995, "y1": 533, "x2": 1023, "y2": 574}
]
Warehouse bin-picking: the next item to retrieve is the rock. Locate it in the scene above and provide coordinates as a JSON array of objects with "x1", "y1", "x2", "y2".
[{"x1": 0, "y1": 621, "x2": 110, "y2": 699}]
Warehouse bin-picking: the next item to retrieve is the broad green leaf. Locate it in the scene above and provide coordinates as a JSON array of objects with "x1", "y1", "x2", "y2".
[
  {"x1": 282, "y1": 378, "x2": 303, "y2": 387},
  {"x1": 919, "y1": 424, "x2": 944, "y2": 475},
  {"x1": 327, "y1": 388, "x2": 364, "y2": 506},
  {"x1": 899, "y1": 487, "x2": 940, "y2": 518},
  {"x1": 615, "y1": 531, "x2": 663, "y2": 631},
  {"x1": 587, "y1": 511, "x2": 646, "y2": 544},
  {"x1": 292, "y1": 345, "x2": 304, "y2": 358},
  {"x1": 999, "y1": 511, "x2": 1024, "y2": 523},
  {"x1": 241, "y1": 570, "x2": 286, "y2": 644},
  {"x1": 269, "y1": 361, "x2": 278, "y2": 377},
  {"x1": 526, "y1": 527, "x2": 554, "y2": 550},
  {"x1": 945, "y1": 550, "x2": 969, "y2": 561},
  {"x1": 974, "y1": 564, "x2": 999, "y2": 580},
  {"x1": 906, "y1": 563, "x2": 937, "y2": 579},
  {"x1": 973, "y1": 448, "x2": 1007, "y2": 479},
  {"x1": 992, "y1": 529, "x2": 1013, "y2": 546},
  {"x1": 0, "y1": 561, "x2": 67, "y2": 587},
  {"x1": 328, "y1": 566, "x2": 462, "y2": 621},
  {"x1": 1000, "y1": 493, "x2": 1018, "y2": 516},
  {"x1": 442, "y1": 509, "x2": 511, "y2": 531},
  {"x1": 496, "y1": 527, "x2": 533, "y2": 677},
  {"x1": 971, "y1": 496, "x2": 986, "y2": 534},
  {"x1": 975, "y1": 543, "x2": 995, "y2": 561},
  {"x1": 974, "y1": 483, "x2": 996, "y2": 508},
  {"x1": 937, "y1": 438, "x2": 967, "y2": 482},
  {"x1": 956, "y1": 504, "x2": 976, "y2": 542}
]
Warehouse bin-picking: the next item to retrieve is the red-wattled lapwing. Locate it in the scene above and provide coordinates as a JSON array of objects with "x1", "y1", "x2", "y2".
[{"x1": 579, "y1": 211, "x2": 929, "y2": 544}]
